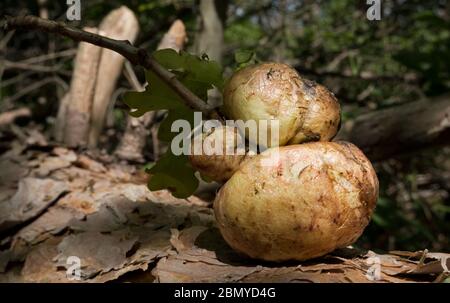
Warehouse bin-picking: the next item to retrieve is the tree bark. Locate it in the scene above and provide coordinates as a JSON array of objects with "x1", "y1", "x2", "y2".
[
  {"x1": 62, "y1": 27, "x2": 101, "y2": 147},
  {"x1": 88, "y1": 6, "x2": 140, "y2": 148},
  {"x1": 53, "y1": 93, "x2": 70, "y2": 142},
  {"x1": 194, "y1": 0, "x2": 228, "y2": 63},
  {"x1": 37, "y1": 0, "x2": 48, "y2": 19},
  {"x1": 194, "y1": 0, "x2": 228, "y2": 109},
  {"x1": 157, "y1": 20, "x2": 187, "y2": 50},
  {"x1": 336, "y1": 95, "x2": 450, "y2": 161},
  {"x1": 0, "y1": 108, "x2": 31, "y2": 127},
  {"x1": 115, "y1": 20, "x2": 187, "y2": 162}
]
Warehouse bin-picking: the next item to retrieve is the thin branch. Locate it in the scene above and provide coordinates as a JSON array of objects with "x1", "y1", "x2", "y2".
[
  {"x1": 3, "y1": 60, "x2": 72, "y2": 75},
  {"x1": 0, "y1": 31, "x2": 15, "y2": 51},
  {"x1": 3, "y1": 15, "x2": 217, "y2": 117},
  {"x1": 19, "y1": 48, "x2": 76, "y2": 65},
  {"x1": 4, "y1": 76, "x2": 68, "y2": 103},
  {"x1": 123, "y1": 61, "x2": 144, "y2": 92},
  {"x1": 0, "y1": 107, "x2": 31, "y2": 126},
  {"x1": 0, "y1": 70, "x2": 34, "y2": 88}
]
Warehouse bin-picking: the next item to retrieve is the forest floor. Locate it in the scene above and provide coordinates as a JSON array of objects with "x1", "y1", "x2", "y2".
[{"x1": 0, "y1": 126, "x2": 449, "y2": 283}]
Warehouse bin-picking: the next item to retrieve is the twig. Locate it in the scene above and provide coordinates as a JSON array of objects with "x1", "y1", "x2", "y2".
[
  {"x1": 19, "y1": 48, "x2": 76, "y2": 65},
  {"x1": 418, "y1": 249, "x2": 429, "y2": 267},
  {"x1": 0, "y1": 29, "x2": 15, "y2": 50},
  {"x1": 151, "y1": 126, "x2": 160, "y2": 160},
  {"x1": 4, "y1": 76, "x2": 68, "y2": 103},
  {"x1": 3, "y1": 15, "x2": 217, "y2": 118},
  {"x1": 123, "y1": 61, "x2": 144, "y2": 92},
  {"x1": 3, "y1": 60, "x2": 71, "y2": 74},
  {"x1": 0, "y1": 107, "x2": 31, "y2": 126},
  {"x1": 0, "y1": 70, "x2": 34, "y2": 88}
]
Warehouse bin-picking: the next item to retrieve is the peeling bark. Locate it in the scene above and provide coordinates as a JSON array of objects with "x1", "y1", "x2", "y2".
[
  {"x1": 88, "y1": 6, "x2": 140, "y2": 148},
  {"x1": 194, "y1": 0, "x2": 228, "y2": 108},
  {"x1": 158, "y1": 20, "x2": 187, "y2": 50},
  {"x1": 53, "y1": 93, "x2": 70, "y2": 142},
  {"x1": 63, "y1": 27, "x2": 101, "y2": 147},
  {"x1": 194, "y1": 0, "x2": 227, "y2": 63}
]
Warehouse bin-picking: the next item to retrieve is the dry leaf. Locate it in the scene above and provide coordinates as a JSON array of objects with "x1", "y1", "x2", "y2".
[{"x1": 0, "y1": 178, "x2": 68, "y2": 232}]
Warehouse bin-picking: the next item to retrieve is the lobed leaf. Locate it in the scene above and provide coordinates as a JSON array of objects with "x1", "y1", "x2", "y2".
[
  {"x1": 123, "y1": 49, "x2": 224, "y2": 198},
  {"x1": 146, "y1": 150, "x2": 199, "y2": 199}
]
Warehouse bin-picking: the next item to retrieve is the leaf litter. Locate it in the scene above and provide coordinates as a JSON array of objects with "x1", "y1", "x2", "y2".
[{"x1": 0, "y1": 143, "x2": 448, "y2": 283}]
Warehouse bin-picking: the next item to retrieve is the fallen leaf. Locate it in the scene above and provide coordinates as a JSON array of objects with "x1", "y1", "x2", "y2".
[
  {"x1": 0, "y1": 178, "x2": 68, "y2": 232},
  {"x1": 54, "y1": 231, "x2": 138, "y2": 280}
]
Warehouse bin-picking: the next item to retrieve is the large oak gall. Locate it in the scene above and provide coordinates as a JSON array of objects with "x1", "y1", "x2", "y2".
[
  {"x1": 223, "y1": 63, "x2": 341, "y2": 147},
  {"x1": 214, "y1": 141, "x2": 378, "y2": 261}
]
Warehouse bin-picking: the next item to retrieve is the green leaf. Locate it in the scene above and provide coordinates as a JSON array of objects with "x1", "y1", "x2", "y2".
[
  {"x1": 152, "y1": 49, "x2": 185, "y2": 70},
  {"x1": 157, "y1": 108, "x2": 195, "y2": 142},
  {"x1": 123, "y1": 70, "x2": 187, "y2": 117},
  {"x1": 122, "y1": 49, "x2": 225, "y2": 198},
  {"x1": 234, "y1": 50, "x2": 254, "y2": 64},
  {"x1": 153, "y1": 49, "x2": 224, "y2": 90},
  {"x1": 234, "y1": 49, "x2": 258, "y2": 70},
  {"x1": 124, "y1": 49, "x2": 224, "y2": 117},
  {"x1": 372, "y1": 213, "x2": 389, "y2": 228},
  {"x1": 199, "y1": 173, "x2": 214, "y2": 183},
  {"x1": 147, "y1": 150, "x2": 199, "y2": 198}
]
